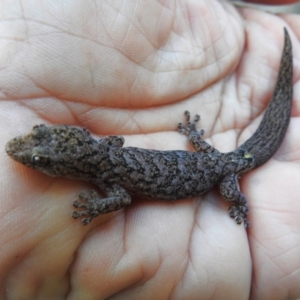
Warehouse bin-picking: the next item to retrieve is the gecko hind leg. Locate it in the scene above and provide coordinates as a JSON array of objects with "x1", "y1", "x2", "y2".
[
  {"x1": 219, "y1": 173, "x2": 250, "y2": 228},
  {"x1": 178, "y1": 111, "x2": 218, "y2": 154},
  {"x1": 72, "y1": 185, "x2": 131, "y2": 225}
]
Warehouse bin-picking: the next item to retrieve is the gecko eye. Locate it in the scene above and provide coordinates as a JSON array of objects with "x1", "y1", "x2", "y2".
[{"x1": 32, "y1": 155, "x2": 50, "y2": 166}]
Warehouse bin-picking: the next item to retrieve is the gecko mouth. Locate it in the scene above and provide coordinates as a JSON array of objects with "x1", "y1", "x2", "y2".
[
  {"x1": 5, "y1": 135, "x2": 34, "y2": 167},
  {"x1": 6, "y1": 136, "x2": 24, "y2": 159}
]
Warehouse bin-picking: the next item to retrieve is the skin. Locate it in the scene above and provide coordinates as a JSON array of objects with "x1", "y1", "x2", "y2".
[{"x1": 1, "y1": 1, "x2": 300, "y2": 300}]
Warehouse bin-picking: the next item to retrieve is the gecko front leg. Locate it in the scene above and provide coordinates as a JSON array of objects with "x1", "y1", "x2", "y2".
[
  {"x1": 219, "y1": 173, "x2": 250, "y2": 228},
  {"x1": 72, "y1": 184, "x2": 131, "y2": 225}
]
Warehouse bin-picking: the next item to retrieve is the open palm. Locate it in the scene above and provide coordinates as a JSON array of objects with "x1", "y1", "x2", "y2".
[{"x1": 1, "y1": 1, "x2": 300, "y2": 299}]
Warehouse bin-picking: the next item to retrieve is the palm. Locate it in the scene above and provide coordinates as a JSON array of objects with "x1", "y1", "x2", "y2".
[{"x1": 1, "y1": 1, "x2": 299, "y2": 299}]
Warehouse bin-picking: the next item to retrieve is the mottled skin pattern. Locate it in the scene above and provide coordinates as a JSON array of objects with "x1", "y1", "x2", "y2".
[
  {"x1": 239, "y1": 28, "x2": 293, "y2": 167},
  {"x1": 6, "y1": 29, "x2": 293, "y2": 228}
]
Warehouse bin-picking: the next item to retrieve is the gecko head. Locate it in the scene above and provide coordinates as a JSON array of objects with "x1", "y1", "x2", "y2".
[{"x1": 6, "y1": 124, "x2": 99, "y2": 178}]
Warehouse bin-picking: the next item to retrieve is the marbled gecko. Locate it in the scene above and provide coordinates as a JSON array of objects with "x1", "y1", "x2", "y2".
[{"x1": 6, "y1": 29, "x2": 293, "y2": 228}]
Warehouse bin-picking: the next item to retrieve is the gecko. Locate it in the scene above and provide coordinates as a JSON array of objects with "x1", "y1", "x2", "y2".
[{"x1": 5, "y1": 28, "x2": 293, "y2": 228}]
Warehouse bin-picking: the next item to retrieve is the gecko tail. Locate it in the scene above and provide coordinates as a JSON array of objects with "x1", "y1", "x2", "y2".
[{"x1": 238, "y1": 28, "x2": 293, "y2": 168}]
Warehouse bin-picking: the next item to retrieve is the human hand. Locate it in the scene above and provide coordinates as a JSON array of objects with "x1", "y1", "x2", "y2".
[{"x1": 1, "y1": 1, "x2": 300, "y2": 299}]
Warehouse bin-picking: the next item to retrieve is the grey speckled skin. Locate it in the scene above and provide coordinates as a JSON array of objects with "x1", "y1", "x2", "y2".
[{"x1": 6, "y1": 29, "x2": 293, "y2": 228}]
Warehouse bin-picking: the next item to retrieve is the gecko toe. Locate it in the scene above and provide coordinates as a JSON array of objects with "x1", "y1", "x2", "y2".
[
  {"x1": 228, "y1": 205, "x2": 249, "y2": 228},
  {"x1": 82, "y1": 217, "x2": 93, "y2": 225}
]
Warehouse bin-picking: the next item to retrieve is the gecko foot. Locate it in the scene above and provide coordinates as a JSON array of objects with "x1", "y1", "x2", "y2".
[
  {"x1": 72, "y1": 187, "x2": 132, "y2": 225},
  {"x1": 178, "y1": 111, "x2": 204, "y2": 136},
  {"x1": 72, "y1": 190, "x2": 100, "y2": 225},
  {"x1": 228, "y1": 205, "x2": 250, "y2": 228},
  {"x1": 178, "y1": 111, "x2": 217, "y2": 153}
]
